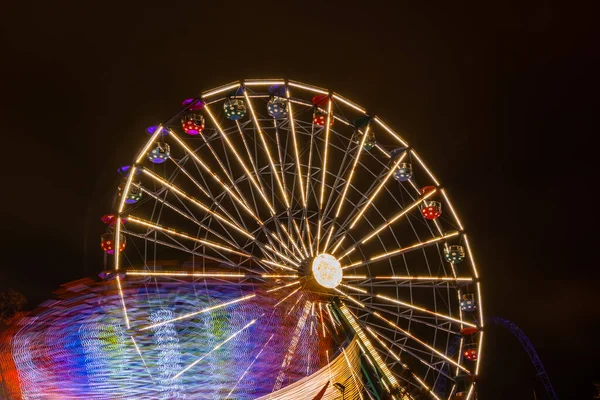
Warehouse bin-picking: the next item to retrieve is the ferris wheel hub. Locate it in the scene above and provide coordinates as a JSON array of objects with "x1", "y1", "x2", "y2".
[{"x1": 311, "y1": 253, "x2": 343, "y2": 289}]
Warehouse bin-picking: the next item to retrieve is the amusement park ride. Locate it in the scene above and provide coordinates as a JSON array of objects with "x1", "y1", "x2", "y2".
[{"x1": 0, "y1": 79, "x2": 556, "y2": 399}]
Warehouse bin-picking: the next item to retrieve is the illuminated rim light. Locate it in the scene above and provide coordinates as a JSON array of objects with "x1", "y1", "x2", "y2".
[{"x1": 312, "y1": 253, "x2": 343, "y2": 289}]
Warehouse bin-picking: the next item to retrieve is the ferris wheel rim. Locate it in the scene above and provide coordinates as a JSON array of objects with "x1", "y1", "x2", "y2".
[{"x1": 108, "y1": 78, "x2": 484, "y2": 399}]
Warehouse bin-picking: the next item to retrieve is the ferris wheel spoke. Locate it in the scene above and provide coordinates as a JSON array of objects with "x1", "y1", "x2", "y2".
[
  {"x1": 204, "y1": 104, "x2": 277, "y2": 217},
  {"x1": 138, "y1": 167, "x2": 255, "y2": 240},
  {"x1": 240, "y1": 91, "x2": 308, "y2": 255},
  {"x1": 372, "y1": 292, "x2": 476, "y2": 328},
  {"x1": 168, "y1": 131, "x2": 261, "y2": 225},
  {"x1": 410, "y1": 149, "x2": 441, "y2": 186},
  {"x1": 340, "y1": 231, "x2": 460, "y2": 266},
  {"x1": 321, "y1": 126, "x2": 371, "y2": 253},
  {"x1": 122, "y1": 229, "x2": 244, "y2": 269},
  {"x1": 286, "y1": 88, "x2": 307, "y2": 209},
  {"x1": 135, "y1": 185, "x2": 241, "y2": 249},
  {"x1": 169, "y1": 158, "x2": 252, "y2": 232},
  {"x1": 319, "y1": 98, "x2": 333, "y2": 211},
  {"x1": 354, "y1": 275, "x2": 474, "y2": 286},
  {"x1": 365, "y1": 313, "x2": 470, "y2": 374},
  {"x1": 365, "y1": 327, "x2": 445, "y2": 399},
  {"x1": 265, "y1": 230, "x2": 302, "y2": 263},
  {"x1": 243, "y1": 90, "x2": 290, "y2": 210},
  {"x1": 126, "y1": 215, "x2": 257, "y2": 261},
  {"x1": 373, "y1": 117, "x2": 409, "y2": 148},
  {"x1": 345, "y1": 151, "x2": 408, "y2": 231},
  {"x1": 126, "y1": 270, "x2": 246, "y2": 279},
  {"x1": 333, "y1": 188, "x2": 438, "y2": 257},
  {"x1": 366, "y1": 326, "x2": 455, "y2": 384},
  {"x1": 272, "y1": 118, "x2": 309, "y2": 257}
]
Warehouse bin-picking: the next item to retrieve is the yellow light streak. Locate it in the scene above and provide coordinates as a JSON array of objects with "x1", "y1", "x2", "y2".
[
  {"x1": 342, "y1": 347, "x2": 365, "y2": 400},
  {"x1": 261, "y1": 274, "x2": 299, "y2": 278},
  {"x1": 135, "y1": 125, "x2": 163, "y2": 163},
  {"x1": 375, "y1": 293, "x2": 477, "y2": 328},
  {"x1": 116, "y1": 275, "x2": 130, "y2": 329},
  {"x1": 278, "y1": 223, "x2": 306, "y2": 259},
  {"x1": 338, "y1": 247, "x2": 362, "y2": 260},
  {"x1": 243, "y1": 90, "x2": 290, "y2": 208},
  {"x1": 140, "y1": 168, "x2": 254, "y2": 239},
  {"x1": 477, "y1": 281, "x2": 484, "y2": 327},
  {"x1": 319, "y1": 98, "x2": 333, "y2": 210},
  {"x1": 371, "y1": 311, "x2": 470, "y2": 373},
  {"x1": 373, "y1": 276, "x2": 473, "y2": 281},
  {"x1": 475, "y1": 331, "x2": 484, "y2": 376},
  {"x1": 173, "y1": 318, "x2": 256, "y2": 379},
  {"x1": 464, "y1": 234, "x2": 480, "y2": 279},
  {"x1": 117, "y1": 166, "x2": 137, "y2": 213},
  {"x1": 349, "y1": 152, "x2": 407, "y2": 229},
  {"x1": 135, "y1": 184, "x2": 238, "y2": 248},
  {"x1": 264, "y1": 244, "x2": 300, "y2": 267},
  {"x1": 335, "y1": 127, "x2": 370, "y2": 219},
  {"x1": 243, "y1": 79, "x2": 285, "y2": 86},
  {"x1": 126, "y1": 270, "x2": 245, "y2": 278},
  {"x1": 465, "y1": 384, "x2": 475, "y2": 400},
  {"x1": 267, "y1": 232, "x2": 300, "y2": 262},
  {"x1": 201, "y1": 82, "x2": 240, "y2": 99},
  {"x1": 342, "y1": 275, "x2": 367, "y2": 279},
  {"x1": 127, "y1": 215, "x2": 251, "y2": 257},
  {"x1": 305, "y1": 216, "x2": 314, "y2": 256},
  {"x1": 141, "y1": 294, "x2": 256, "y2": 331},
  {"x1": 168, "y1": 132, "x2": 261, "y2": 223},
  {"x1": 440, "y1": 189, "x2": 464, "y2": 231},
  {"x1": 333, "y1": 288, "x2": 366, "y2": 308},
  {"x1": 340, "y1": 304, "x2": 399, "y2": 388},
  {"x1": 322, "y1": 224, "x2": 335, "y2": 252},
  {"x1": 332, "y1": 93, "x2": 366, "y2": 113},
  {"x1": 365, "y1": 327, "x2": 401, "y2": 362},
  {"x1": 331, "y1": 234, "x2": 346, "y2": 254},
  {"x1": 366, "y1": 327, "x2": 442, "y2": 400},
  {"x1": 266, "y1": 280, "x2": 300, "y2": 293},
  {"x1": 285, "y1": 90, "x2": 307, "y2": 208},
  {"x1": 410, "y1": 149, "x2": 441, "y2": 186},
  {"x1": 339, "y1": 283, "x2": 368, "y2": 294},
  {"x1": 260, "y1": 259, "x2": 297, "y2": 272},
  {"x1": 373, "y1": 117, "x2": 409, "y2": 147},
  {"x1": 204, "y1": 104, "x2": 276, "y2": 216},
  {"x1": 114, "y1": 217, "x2": 122, "y2": 270},
  {"x1": 369, "y1": 231, "x2": 460, "y2": 262},
  {"x1": 318, "y1": 303, "x2": 327, "y2": 338},
  {"x1": 361, "y1": 189, "x2": 437, "y2": 244},
  {"x1": 342, "y1": 260, "x2": 362, "y2": 269},
  {"x1": 325, "y1": 304, "x2": 339, "y2": 334},
  {"x1": 274, "y1": 287, "x2": 301, "y2": 307},
  {"x1": 288, "y1": 80, "x2": 328, "y2": 94},
  {"x1": 291, "y1": 219, "x2": 310, "y2": 258}
]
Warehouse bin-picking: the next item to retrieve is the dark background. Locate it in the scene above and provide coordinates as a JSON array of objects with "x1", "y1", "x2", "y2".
[{"x1": 0, "y1": 1, "x2": 597, "y2": 399}]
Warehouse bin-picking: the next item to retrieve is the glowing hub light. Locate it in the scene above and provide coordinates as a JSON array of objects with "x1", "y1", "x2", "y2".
[{"x1": 312, "y1": 253, "x2": 343, "y2": 289}]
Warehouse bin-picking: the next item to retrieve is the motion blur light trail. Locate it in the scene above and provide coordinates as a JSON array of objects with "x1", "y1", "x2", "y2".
[{"x1": 0, "y1": 278, "x2": 340, "y2": 399}]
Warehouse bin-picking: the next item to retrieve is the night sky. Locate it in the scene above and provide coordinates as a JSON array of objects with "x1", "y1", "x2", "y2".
[{"x1": 0, "y1": 2, "x2": 597, "y2": 399}]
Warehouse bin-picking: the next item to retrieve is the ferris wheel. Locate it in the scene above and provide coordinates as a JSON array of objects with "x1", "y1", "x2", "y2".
[{"x1": 103, "y1": 79, "x2": 485, "y2": 399}]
